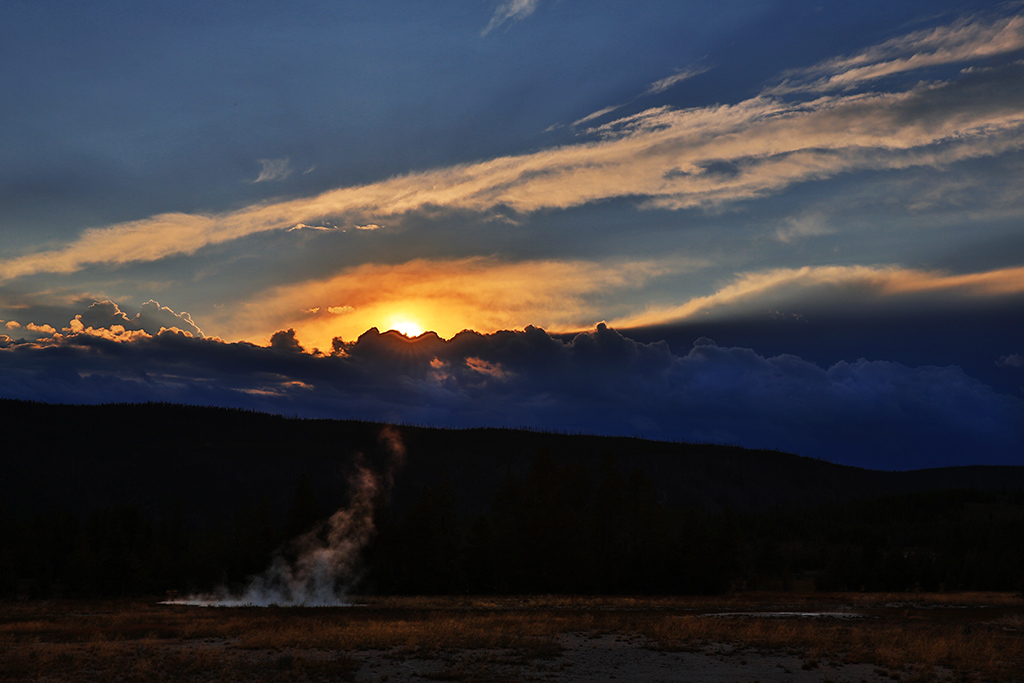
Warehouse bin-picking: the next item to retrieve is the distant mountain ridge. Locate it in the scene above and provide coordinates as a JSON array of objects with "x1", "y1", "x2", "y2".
[{"x1": 3, "y1": 399, "x2": 1022, "y2": 524}]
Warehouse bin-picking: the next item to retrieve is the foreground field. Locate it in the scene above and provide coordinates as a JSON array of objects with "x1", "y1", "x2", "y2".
[{"x1": 1, "y1": 593, "x2": 1021, "y2": 682}]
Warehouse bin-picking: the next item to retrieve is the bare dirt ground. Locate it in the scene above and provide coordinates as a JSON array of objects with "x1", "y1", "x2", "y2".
[
  {"x1": 2, "y1": 593, "x2": 1021, "y2": 682},
  {"x1": 345, "y1": 631, "x2": 907, "y2": 683}
]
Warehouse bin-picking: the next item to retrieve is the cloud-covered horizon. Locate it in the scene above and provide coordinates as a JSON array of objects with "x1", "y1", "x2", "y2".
[{"x1": 2, "y1": 316, "x2": 1020, "y2": 471}]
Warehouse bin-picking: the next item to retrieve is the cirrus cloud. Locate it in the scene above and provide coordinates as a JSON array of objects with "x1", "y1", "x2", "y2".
[
  {"x1": 2, "y1": 12, "x2": 1023, "y2": 283},
  {"x1": 608, "y1": 264, "x2": 1024, "y2": 329},
  {"x1": 769, "y1": 13, "x2": 1024, "y2": 94},
  {"x1": 482, "y1": 0, "x2": 541, "y2": 36},
  {"x1": 253, "y1": 158, "x2": 294, "y2": 183},
  {"x1": 644, "y1": 65, "x2": 713, "y2": 95}
]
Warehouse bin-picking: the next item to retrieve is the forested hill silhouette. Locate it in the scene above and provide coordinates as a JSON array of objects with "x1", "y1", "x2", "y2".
[
  {"x1": 3, "y1": 399, "x2": 1021, "y2": 522},
  {"x1": 3, "y1": 400, "x2": 1023, "y2": 597}
]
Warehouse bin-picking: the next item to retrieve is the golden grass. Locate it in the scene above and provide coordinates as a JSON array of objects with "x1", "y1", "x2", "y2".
[{"x1": 1, "y1": 592, "x2": 1021, "y2": 683}]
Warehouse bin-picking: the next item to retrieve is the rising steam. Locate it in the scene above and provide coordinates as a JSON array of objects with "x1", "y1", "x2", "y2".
[{"x1": 167, "y1": 428, "x2": 405, "y2": 606}]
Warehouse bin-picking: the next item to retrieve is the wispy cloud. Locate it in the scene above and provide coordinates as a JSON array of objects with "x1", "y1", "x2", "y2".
[
  {"x1": 253, "y1": 158, "x2": 294, "y2": 183},
  {"x1": 774, "y1": 212, "x2": 835, "y2": 243},
  {"x1": 608, "y1": 264, "x2": 1024, "y2": 329},
  {"x1": 2, "y1": 13, "x2": 1022, "y2": 283},
  {"x1": 572, "y1": 105, "x2": 624, "y2": 128},
  {"x1": 770, "y1": 13, "x2": 1024, "y2": 94},
  {"x1": 571, "y1": 65, "x2": 710, "y2": 128},
  {"x1": 482, "y1": 0, "x2": 540, "y2": 36},
  {"x1": 644, "y1": 65, "x2": 712, "y2": 95}
]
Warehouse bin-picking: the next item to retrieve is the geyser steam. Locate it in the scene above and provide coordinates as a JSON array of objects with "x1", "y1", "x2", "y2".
[{"x1": 168, "y1": 428, "x2": 405, "y2": 606}]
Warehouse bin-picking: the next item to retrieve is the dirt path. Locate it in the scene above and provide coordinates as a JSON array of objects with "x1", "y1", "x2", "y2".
[{"x1": 347, "y1": 632, "x2": 915, "y2": 683}]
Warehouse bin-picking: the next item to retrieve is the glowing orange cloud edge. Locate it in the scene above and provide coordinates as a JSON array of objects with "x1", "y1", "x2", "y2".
[{"x1": 211, "y1": 258, "x2": 1024, "y2": 352}]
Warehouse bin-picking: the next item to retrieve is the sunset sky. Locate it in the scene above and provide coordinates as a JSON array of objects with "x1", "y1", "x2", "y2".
[{"x1": 2, "y1": 1, "x2": 1022, "y2": 469}]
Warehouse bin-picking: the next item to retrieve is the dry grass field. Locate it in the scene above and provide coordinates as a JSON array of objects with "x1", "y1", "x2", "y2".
[{"x1": 1, "y1": 593, "x2": 1021, "y2": 682}]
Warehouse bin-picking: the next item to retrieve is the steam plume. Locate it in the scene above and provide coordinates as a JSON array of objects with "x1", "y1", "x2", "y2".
[{"x1": 168, "y1": 428, "x2": 404, "y2": 606}]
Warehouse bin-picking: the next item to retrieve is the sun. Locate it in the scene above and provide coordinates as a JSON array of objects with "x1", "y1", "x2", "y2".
[{"x1": 389, "y1": 318, "x2": 424, "y2": 338}]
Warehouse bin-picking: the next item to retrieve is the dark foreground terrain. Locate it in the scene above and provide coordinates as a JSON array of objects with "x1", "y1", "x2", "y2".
[
  {"x1": 2, "y1": 593, "x2": 1022, "y2": 683},
  {"x1": 5, "y1": 401, "x2": 1024, "y2": 600}
]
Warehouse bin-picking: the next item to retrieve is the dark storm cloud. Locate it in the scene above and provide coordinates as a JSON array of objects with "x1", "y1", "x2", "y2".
[
  {"x1": 621, "y1": 292, "x2": 1024, "y2": 398},
  {"x1": 2, "y1": 321, "x2": 1019, "y2": 470}
]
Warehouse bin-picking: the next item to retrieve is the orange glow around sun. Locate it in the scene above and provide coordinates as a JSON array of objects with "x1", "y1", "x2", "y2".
[
  {"x1": 240, "y1": 257, "x2": 650, "y2": 351},
  {"x1": 388, "y1": 317, "x2": 424, "y2": 338}
]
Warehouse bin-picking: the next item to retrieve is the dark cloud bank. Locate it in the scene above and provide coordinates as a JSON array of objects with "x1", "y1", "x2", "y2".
[{"x1": 3, "y1": 314, "x2": 1021, "y2": 471}]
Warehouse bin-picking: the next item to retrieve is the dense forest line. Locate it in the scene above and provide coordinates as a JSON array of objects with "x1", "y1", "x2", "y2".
[
  {"x1": 3, "y1": 400, "x2": 1023, "y2": 598},
  {"x1": 3, "y1": 451, "x2": 1022, "y2": 598},
  {"x1": 5, "y1": 400, "x2": 1024, "y2": 518}
]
